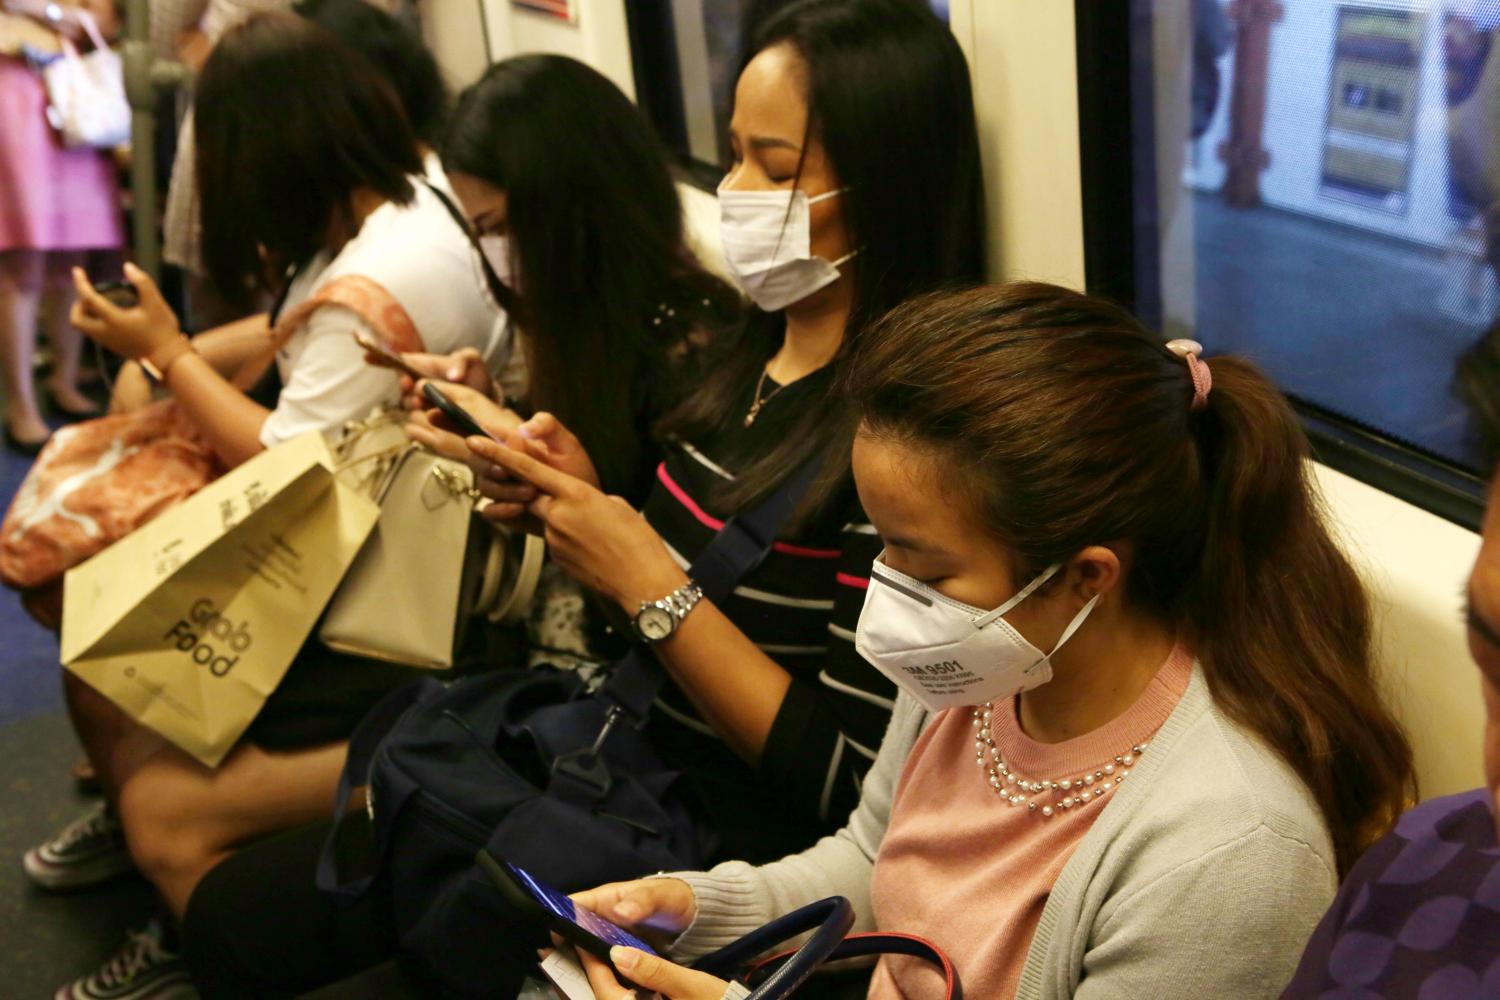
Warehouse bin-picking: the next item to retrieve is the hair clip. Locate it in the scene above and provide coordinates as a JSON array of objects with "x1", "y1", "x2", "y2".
[{"x1": 1165, "y1": 339, "x2": 1212, "y2": 412}]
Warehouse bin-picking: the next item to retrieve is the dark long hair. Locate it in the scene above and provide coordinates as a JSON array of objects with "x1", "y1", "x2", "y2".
[
  {"x1": 845, "y1": 283, "x2": 1416, "y2": 875},
  {"x1": 294, "y1": 0, "x2": 448, "y2": 144},
  {"x1": 196, "y1": 12, "x2": 421, "y2": 303},
  {"x1": 660, "y1": 0, "x2": 987, "y2": 520},
  {"x1": 442, "y1": 54, "x2": 738, "y2": 498}
]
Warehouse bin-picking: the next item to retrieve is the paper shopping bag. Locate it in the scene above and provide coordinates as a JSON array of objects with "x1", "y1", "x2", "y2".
[{"x1": 60, "y1": 433, "x2": 380, "y2": 767}]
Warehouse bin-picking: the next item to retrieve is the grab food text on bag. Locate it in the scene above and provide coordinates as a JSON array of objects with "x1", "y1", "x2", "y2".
[{"x1": 163, "y1": 599, "x2": 254, "y2": 677}]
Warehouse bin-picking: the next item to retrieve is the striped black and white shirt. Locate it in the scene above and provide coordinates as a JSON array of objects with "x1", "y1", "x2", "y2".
[{"x1": 641, "y1": 369, "x2": 895, "y2": 862}]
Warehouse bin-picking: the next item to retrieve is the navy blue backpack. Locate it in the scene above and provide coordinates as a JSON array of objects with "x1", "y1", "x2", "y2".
[{"x1": 316, "y1": 460, "x2": 819, "y2": 996}]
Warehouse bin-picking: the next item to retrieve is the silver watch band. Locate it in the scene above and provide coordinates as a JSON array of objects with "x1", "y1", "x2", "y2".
[{"x1": 655, "y1": 581, "x2": 703, "y2": 621}]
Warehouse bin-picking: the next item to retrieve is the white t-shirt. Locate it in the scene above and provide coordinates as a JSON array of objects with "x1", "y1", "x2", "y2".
[{"x1": 260, "y1": 163, "x2": 510, "y2": 447}]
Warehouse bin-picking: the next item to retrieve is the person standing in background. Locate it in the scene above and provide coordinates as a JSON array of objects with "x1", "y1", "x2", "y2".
[
  {"x1": 152, "y1": 0, "x2": 295, "y2": 330},
  {"x1": 152, "y1": 0, "x2": 419, "y2": 329},
  {"x1": 0, "y1": 0, "x2": 119, "y2": 453}
]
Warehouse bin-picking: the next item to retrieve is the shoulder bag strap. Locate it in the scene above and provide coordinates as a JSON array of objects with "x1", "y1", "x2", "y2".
[
  {"x1": 598, "y1": 454, "x2": 824, "y2": 724},
  {"x1": 545, "y1": 455, "x2": 823, "y2": 801}
]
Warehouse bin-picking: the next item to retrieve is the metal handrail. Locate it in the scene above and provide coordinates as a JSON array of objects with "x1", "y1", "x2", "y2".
[{"x1": 120, "y1": 0, "x2": 187, "y2": 280}]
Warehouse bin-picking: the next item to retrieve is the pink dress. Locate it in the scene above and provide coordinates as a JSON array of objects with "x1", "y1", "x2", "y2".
[{"x1": 0, "y1": 53, "x2": 123, "y2": 252}]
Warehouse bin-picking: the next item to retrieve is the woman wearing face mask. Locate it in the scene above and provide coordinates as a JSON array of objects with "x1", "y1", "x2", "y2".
[
  {"x1": 447, "y1": 0, "x2": 985, "y2": 865},
  {"x1": 180, "y1": 0, "x2": 984, "y2": 994},
  {"x1": 562, "y1": 283, "x2": 1417, "y2": 1000}
]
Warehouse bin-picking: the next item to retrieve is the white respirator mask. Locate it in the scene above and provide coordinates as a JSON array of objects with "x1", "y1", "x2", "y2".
[{"x1": 854, "y1": 557, "x2": 1099, "y2": 712}]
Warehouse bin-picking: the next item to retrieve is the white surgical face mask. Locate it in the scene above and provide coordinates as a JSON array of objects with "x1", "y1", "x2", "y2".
[
  {"x1": 717, "y1": 183, "x2": 855, "y2": 312},
  {"x1": 854, "y1": 557, "x2": 1100, "y2": 712},
  {"x1": 477, "y1": 234, "x2": 515, "y2": 292}
]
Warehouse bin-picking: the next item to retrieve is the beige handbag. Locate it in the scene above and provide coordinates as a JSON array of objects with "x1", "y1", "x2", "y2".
[{"x1": 319, "y1": 415, "x2": 543, "y2": 670}]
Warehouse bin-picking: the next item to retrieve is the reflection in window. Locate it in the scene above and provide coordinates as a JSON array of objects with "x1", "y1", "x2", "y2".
[{"x1": 1130, "y1": 0, "x2": 1500, "y2": 470}]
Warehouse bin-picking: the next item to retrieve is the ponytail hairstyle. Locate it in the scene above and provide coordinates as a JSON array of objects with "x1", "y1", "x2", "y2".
[
  {"x1": 659, "y1": 0, "x2": 986, "y2": 522},
  {"x1": 844, "y1": 282, "x2": 1415, "y2": 874}
]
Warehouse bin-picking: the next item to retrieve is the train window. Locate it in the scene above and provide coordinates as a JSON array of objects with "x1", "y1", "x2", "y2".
[
  {"x1": 1078, "y1": 0, "x2": 1490, "y2": 526},
  {"x1": 627, "y1": 0, "x2": 949, "y2": 183}
]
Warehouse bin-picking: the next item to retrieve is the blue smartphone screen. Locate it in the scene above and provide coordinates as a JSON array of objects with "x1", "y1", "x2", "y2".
[{"x1": 506, "y1": 863, "x2": 658, "y2": 956}]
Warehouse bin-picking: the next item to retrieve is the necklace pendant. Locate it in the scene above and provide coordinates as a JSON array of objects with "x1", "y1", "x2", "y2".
[{"x1": 743, "y1": 404, "x2": 760, "y2": 428}]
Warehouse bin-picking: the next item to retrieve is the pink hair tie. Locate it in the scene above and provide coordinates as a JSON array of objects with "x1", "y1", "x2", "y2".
[{"x1": 1165, "y1": 339, "x2": 1212, "y2": 412}]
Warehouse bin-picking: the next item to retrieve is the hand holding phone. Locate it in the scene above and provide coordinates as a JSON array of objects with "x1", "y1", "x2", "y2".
[
  {"x1": 93, "y1": 280, "x2": 140, "y2": 309},
  {"x1": 476, "y1": 852, "x2": 657, "y2": 986}
]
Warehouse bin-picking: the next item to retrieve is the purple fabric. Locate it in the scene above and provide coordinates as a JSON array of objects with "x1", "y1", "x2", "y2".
[
  {"x1": 1282, "y1": 790, "x2": 1500, "y2": 999},
  {"x1": 0, "y1": 56, "x2": 122, "y2": 253}
]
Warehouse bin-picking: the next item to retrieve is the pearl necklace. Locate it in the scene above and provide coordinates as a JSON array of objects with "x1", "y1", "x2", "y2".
[{"x1": 971, "y1": 702, "x2": 1148, "y2": 819}]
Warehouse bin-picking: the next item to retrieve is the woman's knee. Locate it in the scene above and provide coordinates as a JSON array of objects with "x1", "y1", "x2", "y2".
[{"x1": 117, "y1": 769, "x2": 213, "y2": 882}]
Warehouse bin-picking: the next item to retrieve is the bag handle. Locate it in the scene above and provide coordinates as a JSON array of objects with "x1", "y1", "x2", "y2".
[
  {"x1": 690, "y1": 896, "x2": 854, "y2": 999},
  {"x1": 746, "y1": 932, "x2": 962, "y2": 1000},
  {"x1": 54, "y1": 8, "x2": 109, "y2": 59},
  {"x1": 546, "y1": 455, "x2": 823, "y2": 801}
]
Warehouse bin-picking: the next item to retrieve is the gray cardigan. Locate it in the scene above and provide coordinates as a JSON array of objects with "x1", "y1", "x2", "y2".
[{"x1": 670, "y1": 667, "x2": 1337, "y2": 999}]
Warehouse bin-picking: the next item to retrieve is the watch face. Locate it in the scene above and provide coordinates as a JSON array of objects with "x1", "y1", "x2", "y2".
[{"x1": 636, "y1": 606, "x2": 676, "y2": 641}]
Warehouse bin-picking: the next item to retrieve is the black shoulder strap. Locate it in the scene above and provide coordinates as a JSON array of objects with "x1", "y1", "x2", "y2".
[
  {"x1": 267, "y1": 258, "x2": 311, "y2": 328},
  {"x1": 546, "y1": 454, "x2": 823, "y2": 801},
  {"x1": 597, "y1": 453, "x2": 823, "y2": 725}
]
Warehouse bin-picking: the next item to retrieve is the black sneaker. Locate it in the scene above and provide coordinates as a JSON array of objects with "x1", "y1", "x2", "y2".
[
  {"x1": 23, "y1": 801, "x2": 135, "y2": 890},
  {"x1": 56, "y1": 921, "x2": 198, "y2": 1000}
]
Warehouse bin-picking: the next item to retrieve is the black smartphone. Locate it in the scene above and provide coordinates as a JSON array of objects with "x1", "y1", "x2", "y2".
[
  {"x1": 352, "y1": 330, "x2": 427, "y2": 381},
  {"x1": 476, "y1": 851, "x2": 658, "y2": 980},
  {"x1": 421, "y1": 381, "x2": 502, "y2": 444},
  {"x1": 94, "y1": 280, "x2": 139, "y2": 309}
]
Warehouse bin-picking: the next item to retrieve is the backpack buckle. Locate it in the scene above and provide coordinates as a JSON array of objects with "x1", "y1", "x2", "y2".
[{"x1": 549, "y1": 706, "x2": 619, "y2": 800}]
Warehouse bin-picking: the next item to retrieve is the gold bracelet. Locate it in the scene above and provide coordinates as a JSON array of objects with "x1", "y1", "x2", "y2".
[{"x1": 139, "y1": 337, "x2": 195, "y2": 384}]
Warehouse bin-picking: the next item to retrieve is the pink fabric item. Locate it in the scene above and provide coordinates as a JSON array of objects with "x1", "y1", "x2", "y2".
[
  {"x1": 0, "y1": 274, "x2": 422, "y2": 618},
  {"x1": 0, "y1": 399, "x2": 220, "y2": 591},
  {"x1": 868, "y1": 645, "x2": 1194, "y2": 1000},
  {"x1": 269, "y1": 273, "x2": 426, "y2": 356},
  {"x1": 0, "y1": 56, "x2": 123, "y2": 252}
]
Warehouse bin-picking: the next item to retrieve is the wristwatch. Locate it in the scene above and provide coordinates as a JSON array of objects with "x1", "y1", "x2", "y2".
[{"x1": 633, "y1": 581, "x2": 704, "y2": 643}]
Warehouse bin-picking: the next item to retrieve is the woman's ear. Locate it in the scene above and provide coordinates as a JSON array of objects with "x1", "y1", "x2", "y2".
[{"x1": 1070, "y1": 545, "x2": 1123, "y2": 604}]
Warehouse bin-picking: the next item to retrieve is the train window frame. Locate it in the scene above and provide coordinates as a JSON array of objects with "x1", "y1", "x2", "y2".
[
  {"x1": 1074, "y1": 0, "x2": 1487, "y2": 531},
  {"x1": 624, "y1": 0, "x2": 733, "y2": 192}
]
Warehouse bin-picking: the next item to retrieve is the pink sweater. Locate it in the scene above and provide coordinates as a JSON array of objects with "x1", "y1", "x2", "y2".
[{"x1": 867, "y1": 645, "x2": 1194, "y2": 999}]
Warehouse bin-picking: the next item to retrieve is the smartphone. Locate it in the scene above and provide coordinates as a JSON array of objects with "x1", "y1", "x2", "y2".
[
  {"x1": 353, "y1": 330, "x2": 426, "y2": 381},
  {"x1": 475, "y1": 851, "x2": 658, "y2": 976},
  {"x1": 422, "y1": 381, "x2": 503, "y2": 443},
  {"x1": 94, "y1": 280, "x2": 139, "y2": 309}
]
